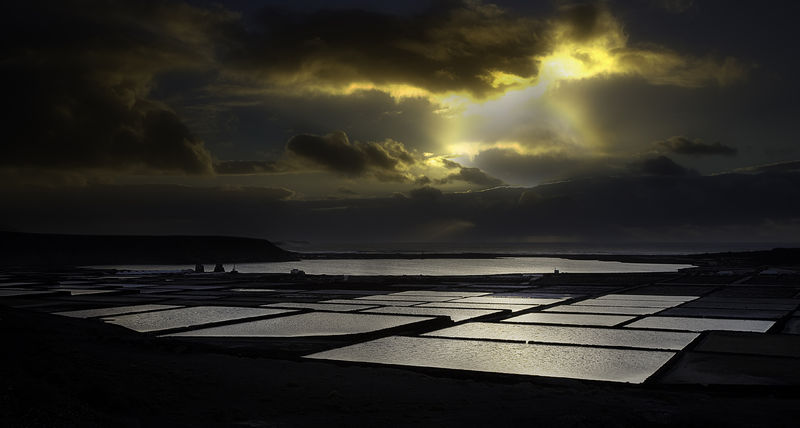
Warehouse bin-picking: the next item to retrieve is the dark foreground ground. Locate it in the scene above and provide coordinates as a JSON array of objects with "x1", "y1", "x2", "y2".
[
  {"x1": 2, "y1": 267, "x2": 799, "y2": 427},
  {"x1": 2, "y1": 306, "x2": 798, "y2": 428}
]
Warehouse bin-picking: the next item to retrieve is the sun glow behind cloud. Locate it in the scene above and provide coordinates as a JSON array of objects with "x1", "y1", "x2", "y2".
[
  {"x1": 209, "y1": 1, "x2": 747, "y2": 184},
  {"x1": 195, "y1": 1, "x2": 750, "y2": 195},
  {"x1": 439, "y1": 49, "x2": 616, "y2": 163}
]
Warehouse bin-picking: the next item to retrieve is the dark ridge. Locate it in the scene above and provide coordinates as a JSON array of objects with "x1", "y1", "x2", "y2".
[{"x1": 0, "y1": 231, "x2": 298, "y2": 267}]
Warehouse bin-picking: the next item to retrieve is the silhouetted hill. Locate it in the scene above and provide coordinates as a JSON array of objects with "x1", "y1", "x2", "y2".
[{"x1": 0, "y1": 232, "x2": 298, "y2": 267}]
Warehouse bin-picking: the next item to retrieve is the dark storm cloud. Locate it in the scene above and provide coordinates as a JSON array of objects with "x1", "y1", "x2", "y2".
[
  {"x1": 408, "y1": 186, "x2": 444, "y2": 202},
  {"x1": 474, "y1": 149, "x2": 613, "y2": 185},
  {"x1": 629, "y1": 156, "x2": 695, "y2": 176},
  {"x1": 652, "y1": 0, "x2": 694, "y2": 14},
  {"x1": 0, "y1": 1, "x2": 236, "y2": 175},
  {"x1": 654, "y1": 136, "x2": 737, "y2": 156},
  {"x1": 438, "y1": 167, "x2": 505, "y2": 188},
  {"x1": 1, "y1": 64, "x2": 214, "y2": 174},
  {"x1": 337, "y1": 187, "x2": 358, "y2": 195},
  {"x1": 440, "y1": 159, "x2": 462, "y2": 169},
  {"x1": 228, "y1": 0, "x2": 546, "y2": 97},
  {"x1": 285, "y1": 131, "x2": 417, "y2": 180},
  {"x1": 556, "y1": 2, "x2": 607, "y2": 42},
  {"x1": 213, "y1": 160, "x2": 284, "y2": 174},
  {"x1": 414, "y1": 176, "x2": 433, "y2": 186},
  {"x1": 474, "y1": 147, "x2": 698, "y2": 185}
]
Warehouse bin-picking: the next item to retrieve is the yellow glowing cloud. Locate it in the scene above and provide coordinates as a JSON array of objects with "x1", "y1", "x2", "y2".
[
  {"x1": 231, "y1": 3, "x2": 748, "y2": 170},
  {"x1": 431, "y1": 5, "x2": 749, "y2": 160}
]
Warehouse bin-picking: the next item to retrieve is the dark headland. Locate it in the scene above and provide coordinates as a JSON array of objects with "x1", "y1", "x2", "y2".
[{"x1": 0, "y1": 231, "x2": 298, "y2": 266}]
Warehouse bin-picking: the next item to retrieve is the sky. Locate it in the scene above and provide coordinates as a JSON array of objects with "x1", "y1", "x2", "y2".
[{"x1": 2, "y1": 0, "x2": 799, "y2": 246}]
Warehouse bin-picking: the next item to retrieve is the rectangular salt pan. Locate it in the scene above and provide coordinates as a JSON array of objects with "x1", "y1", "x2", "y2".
[
  {"x1": 388, "y1": 291, "x2": 491, "y2": 298},
  {"x1": 165, "y1": 312, "x2": 435, "y2": 337},
  {"x1": 57, "y1": 289, "x2": 119, "y2": 296},
  {"x1": 544, "y1": 305, "x2": 663, "y2": 315},
  {"x1": 597, "y1": 294, "x2": 698, "y2": 302},
  {"x1": 417, "y1": 302, "x2": 538, "y2": 312},
  {"x1": 503, "y1": 312, "x2": 634, "y2": 327},
  {"x1": 0, "y1": 282, "x2": 39, "y2": 287},
  {"x1": 424, "y1": 322, "x2": 698, "y2": 350},
  {"x1": 55, "y1": 304, "x2": 181, "y2": 318},
  {"x1": 261, "y1": 302, "x2": 379, "y2": 312},
  {"x1": 0, "y1": 289, "x2": 60, "y2": 297},
  {"x1": 453, "y1": 296, "x2": 567, "y2": 305},
  {"x1": 363, "y1": 307, "x2": 503, "y2": 322},
  {"x1": 356, "y1": 295, "x2": 458, "y2": 302},
  {"x1": 306, "y1": 336, "x2": 675, "y2": 384},
  {"x1": 681, "y1": 301, "x2": 798, "y2": 311},
  {"x1": 321, "y1": 299, "x2": 422, "y2": 307},
  {"x1": 573, "y1": 299, "x2": 679, "y2": 308},
  {"x1": 626, "y1": 316, "x2": 775, "y2": 333},
  {"x1": 659, "y1": 307, "x2": 787, "y2": 320},
  {"x1": 103, "y1": 306, "x2": 295, "y2": 333}
]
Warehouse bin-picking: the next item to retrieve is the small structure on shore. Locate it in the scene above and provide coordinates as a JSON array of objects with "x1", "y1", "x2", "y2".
[
  {"x1": 194, "y1": 263, "x2": 204, "y2": 273},
  {"x1": 214, "y1": 263, "x2": 225, "y2": 273}
]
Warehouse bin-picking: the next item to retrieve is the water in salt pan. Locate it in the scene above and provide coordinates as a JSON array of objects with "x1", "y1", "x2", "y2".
[
  {"x1": 55, "y1": 289, "x2": 119, "y2": 296},
  {"x1": 453, "y1": 296, "x2": 567, "y2": 305},
  {"x1": 306, "y1": 336, "x2": 675, "y2": 383},
  {"x1": 503, "y1": 312, "x2": 634, "y2": 327},
  {"x1": 55, "y1": 304, "x2": 181, "y2": 318},
  {"x1": 574, "y1": 299, "x2": 679, "y2": 308},
  {"x1": 626, "y1": 316, "x2": 775, "y2": 332},
  {"x1": 262, "y1": 302, "x2": 379, "y2": 312},
  {"x1": 659, "y1": 307, "x2": 787, "y2": 319},
  {"x1": 362, "y1": 306, "x2": 503, "y2": 322},
  {"x1": 356, "y1": 295, "x2": 459, "y2": 302},
  {"x1": 682, "y1": 300, "x2": 798, "y2": 311},
  {"x1": 597, "y1": 294, "x2": 698, "y2": 302},
  {"x1": 424, "y1": 322, "x2": 698, "y2": 350},
  {"x1": 165, "y1": 312, "x2": 435, "y2": 337},
  {"x1": 544, "y1": 305, "x2": 663, "y2": 315},
  {"x1": 322, "y1": 299, "x2": 422, "y2": 307},
  {"x1": 388, "y1": 291, "x2": 491, "y2": 298},
  {"x1": 0, "y1": 289, "x2": 59, "y2": 297},
  {"x1": 102, "y1": 306, "x2": 295, "y2": 333},
  {"x1": 417, "y1": 302, "x2": 538, "y2": 312}
]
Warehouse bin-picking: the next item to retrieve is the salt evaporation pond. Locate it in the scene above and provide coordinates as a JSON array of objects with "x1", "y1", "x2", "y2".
[{"x1": 306, "y1": 336, "x2": 675, "y2": 383}]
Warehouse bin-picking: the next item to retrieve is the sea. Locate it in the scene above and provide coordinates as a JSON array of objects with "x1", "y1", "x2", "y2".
[{"x1": 93, "y1": 242, "x2": 793, "y2": 276}]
